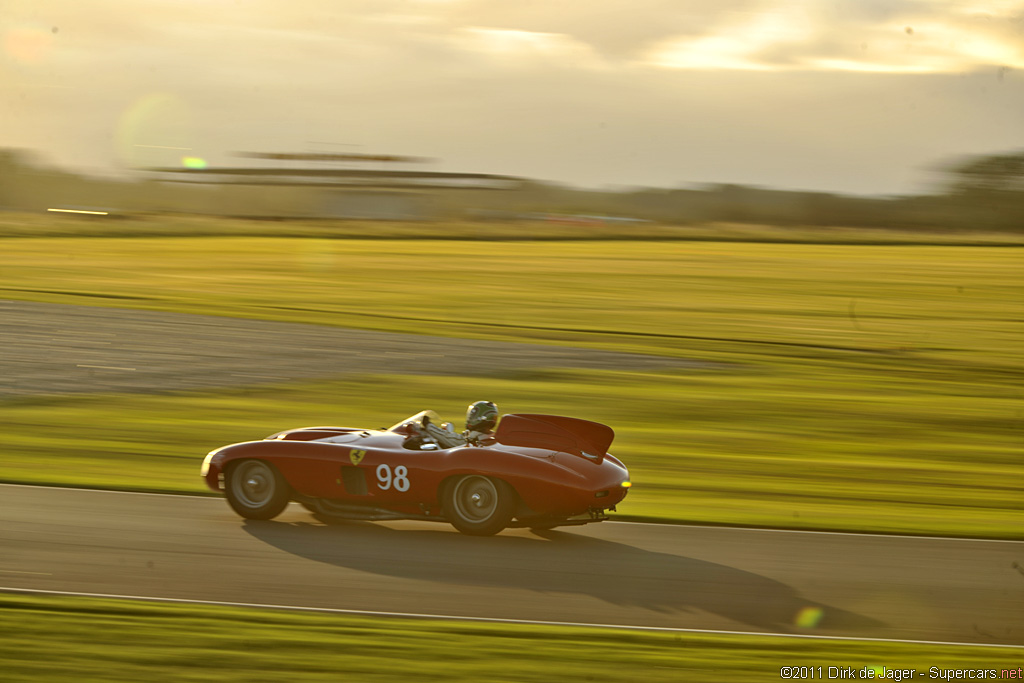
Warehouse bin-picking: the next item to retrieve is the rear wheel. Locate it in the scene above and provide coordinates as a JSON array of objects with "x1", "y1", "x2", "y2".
[
  {"x1": 444, "y1": 475, "x2": 516, "y2": 536},
  {"x1": 225, "y1": 460, "x2": 291, "y2": 520}
]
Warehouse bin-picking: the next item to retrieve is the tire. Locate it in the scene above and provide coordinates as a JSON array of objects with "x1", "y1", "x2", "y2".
[
  {"x1": 444, "y1": 475, "x2": 516, "y2": 536},
  {"x1": 225, "y1": 459, "x2": 291, "y2": 520}
]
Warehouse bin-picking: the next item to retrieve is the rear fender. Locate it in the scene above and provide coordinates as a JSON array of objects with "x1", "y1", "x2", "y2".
[{"x1": 434, "y1": 447, "x2": 589, "y2": 517}]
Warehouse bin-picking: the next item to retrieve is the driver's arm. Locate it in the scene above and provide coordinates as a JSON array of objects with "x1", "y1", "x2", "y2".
[{"x1": 424, "y1": 421, "x2": 466, "y2": 448}]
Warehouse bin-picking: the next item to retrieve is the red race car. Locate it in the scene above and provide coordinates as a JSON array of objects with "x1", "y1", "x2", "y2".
[{"x1": 201, "y1": 403, "x2": 631, "y2": 535}]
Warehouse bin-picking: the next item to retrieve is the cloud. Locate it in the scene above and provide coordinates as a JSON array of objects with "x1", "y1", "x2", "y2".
[
  {"x1": 435, "y1": 0, "x2": 759, "y2": 60},
  {"x1": 639, "y1": 0, "x2": 1024, "y2": 72},
  {"x1": 367, "y1": 0, "x2": 1024, "y2": 73},
  {"x1": 644, "y1": 3, "x2": 815, "y2": 70},
  {"x1": 2, "y1": 0, "x2": 1023, "y2": 193},
  {"x1": 8, "y1": 0, "x2": 1020, "y2": 85},
  {"x1": 451, "y1": 27, "x2": 606, "y2": 69}
]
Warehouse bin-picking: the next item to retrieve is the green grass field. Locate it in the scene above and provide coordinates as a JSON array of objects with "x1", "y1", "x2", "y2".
[
  {"x1": 0, "y1": 228, "x2": 1020, "y2": 538},
  {"x1": 1, "y1": 593, "x2": 1019, "y2": 683},
  {"x1": 5, "y1": 211, "x2": 1024, "y2": 244},
  {"x1": 1, "y1": 222, "x2": 1021, "y2": 679}
]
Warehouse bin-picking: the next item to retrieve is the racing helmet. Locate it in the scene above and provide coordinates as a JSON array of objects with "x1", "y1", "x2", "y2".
[{"x1": 466, "y1": 400, "x2": 498, "y2": 433}]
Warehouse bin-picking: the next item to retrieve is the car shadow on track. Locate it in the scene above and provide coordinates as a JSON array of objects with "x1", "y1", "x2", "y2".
[{"x1": 242, "y1": 517, "x2": 881, "y2": 635}]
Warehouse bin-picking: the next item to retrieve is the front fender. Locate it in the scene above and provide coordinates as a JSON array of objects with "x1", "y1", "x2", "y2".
[
  {"x1": 202, "y1": 441, "x2": 265, "y2": 492},
  {"x1": 201, "y1": 440, "x2": 341, "y2": 494}
]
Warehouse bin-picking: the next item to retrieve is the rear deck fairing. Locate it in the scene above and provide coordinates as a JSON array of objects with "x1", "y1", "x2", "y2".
[{"x1": 493, "y1": 414, "x2": 615, "y2": 462}]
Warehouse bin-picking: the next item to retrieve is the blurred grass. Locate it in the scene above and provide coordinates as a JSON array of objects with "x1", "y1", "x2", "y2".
[
  {"x1": 0, "y1": 230, "x2": 1020, "y2": 537},
  {"x1": 0, "y1": 234, "x2": 1021, "y2": 370},
  {"x1": 3, "y1": 211, "x2": 1024, "y2": 244},
  {"x1": 1, "y1": 368, "x2": 1019, "y2": 538},
  {"x1": 1, "y1": 593, "x2": 1019, "y2": 682}
]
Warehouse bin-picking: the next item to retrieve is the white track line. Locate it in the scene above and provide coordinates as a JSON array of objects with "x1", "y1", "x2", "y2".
[
  {"x1": 2, "y1": 483, "x2": 1021, "y2": 544},
  {"x1": 0, "y1": 482, "x2": 217, "y2": 500},
  {"x1": 610, "y1": 520, "x2": 1024, "y2": 544},
  {"x1": 2, "y1": 586, "x2": 1021, "y2": 650}
]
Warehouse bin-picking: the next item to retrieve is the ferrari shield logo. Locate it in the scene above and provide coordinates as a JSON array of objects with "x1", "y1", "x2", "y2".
[{"x1": 349, "y1": 449, "x2": 366, "y2": 465}]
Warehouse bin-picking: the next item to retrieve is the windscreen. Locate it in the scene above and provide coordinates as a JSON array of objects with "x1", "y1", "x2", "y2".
[{"x1": 387, "y1": 410, "x2": 442, "y2": 433}]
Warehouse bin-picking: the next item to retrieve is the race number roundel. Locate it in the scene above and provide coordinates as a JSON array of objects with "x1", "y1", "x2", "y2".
[{"x1": 376, "y1": 464, "x2": 410, "y2": 492}]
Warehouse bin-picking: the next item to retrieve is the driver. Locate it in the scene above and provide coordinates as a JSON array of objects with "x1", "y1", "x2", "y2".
[
  {"x1": 463, "y1": 400, "x2": 498, "y2": 444},
  {"x1": 406, "y1": 401, "x2": 499, "y2": 449}
]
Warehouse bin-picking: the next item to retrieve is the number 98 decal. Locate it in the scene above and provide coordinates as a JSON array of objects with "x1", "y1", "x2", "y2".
[{"x1": 376, "y1": 464, "x2": 410, "y2": 492}]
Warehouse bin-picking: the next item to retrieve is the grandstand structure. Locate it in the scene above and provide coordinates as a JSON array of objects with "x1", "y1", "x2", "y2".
[{"x1": 143, "y1": 151, "x2": 522, "y2": 219}]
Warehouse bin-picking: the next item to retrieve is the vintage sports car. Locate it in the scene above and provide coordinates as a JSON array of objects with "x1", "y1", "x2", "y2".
[{"x1": 201, "y1": 407, "x2": 631, "y2": 535}]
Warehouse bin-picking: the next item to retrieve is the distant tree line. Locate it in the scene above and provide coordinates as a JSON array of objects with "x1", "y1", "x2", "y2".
[
  {"x1": 450, "y1": 150, "x2": 1024, "y2": 233},
  {"x1": 3, "y1": 147, "x2": 1023, "y2": 232}
]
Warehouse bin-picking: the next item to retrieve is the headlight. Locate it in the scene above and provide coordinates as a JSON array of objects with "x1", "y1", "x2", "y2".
[{"x1": 200, "y1": 450, "x2": 218, "y2": 477}]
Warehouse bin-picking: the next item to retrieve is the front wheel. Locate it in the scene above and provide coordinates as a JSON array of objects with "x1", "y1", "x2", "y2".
[
  {"x1": 225, "y1": 459, "x2": 291, "y2": 520},
  {"x1": 444, "y1": 475, "x2": 516, "y2": 536}
]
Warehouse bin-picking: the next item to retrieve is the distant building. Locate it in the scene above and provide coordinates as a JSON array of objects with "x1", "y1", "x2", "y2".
[
  {"x1": 142, "y1": 151, "x2": 522, "y2": 220},
  {"x1": 0, "y1": 147, "x2": 521, "y2": 220}
]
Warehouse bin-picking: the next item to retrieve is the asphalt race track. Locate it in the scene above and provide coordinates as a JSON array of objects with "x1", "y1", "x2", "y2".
[{"x1": 1, "y1": 484, "x2": 1020, "y2": 647}]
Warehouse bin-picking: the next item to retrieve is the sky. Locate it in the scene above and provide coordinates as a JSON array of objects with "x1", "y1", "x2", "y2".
[{"x1": 2, "y1": 0, "x2": 1022, "y2": 195}]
